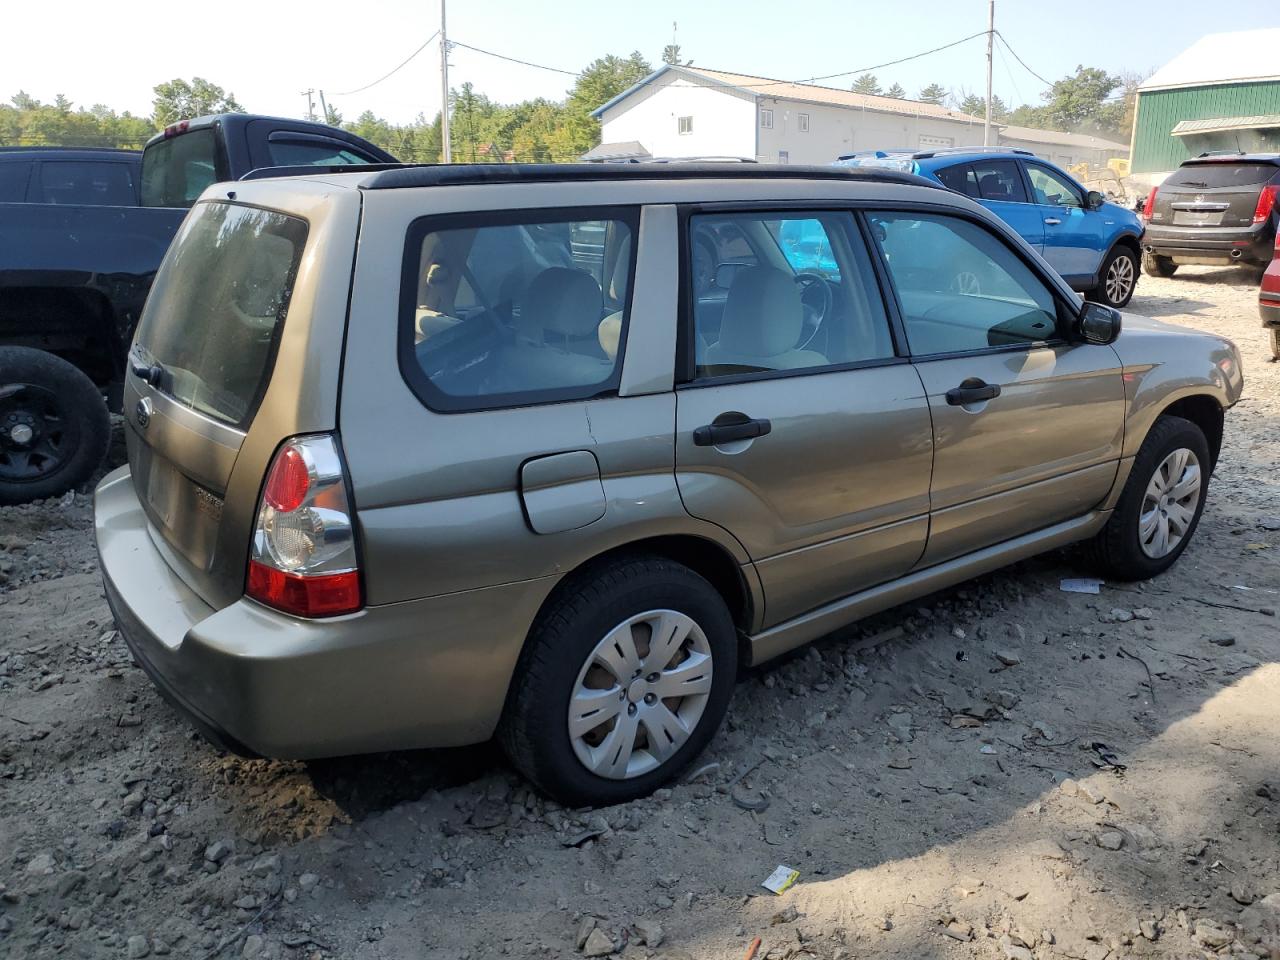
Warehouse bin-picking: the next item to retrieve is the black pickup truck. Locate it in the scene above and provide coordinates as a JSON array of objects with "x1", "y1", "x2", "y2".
[{"x1": 0, "y1": 115, "x2": 394, "y2": 504}]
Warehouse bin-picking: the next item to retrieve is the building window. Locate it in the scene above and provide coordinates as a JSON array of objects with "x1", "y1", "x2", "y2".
[
  {"x1": 760, "y1": 109, "x2": 774, "y2": 130},
  {"x1": 798, "y1": 113, "x2": 809, "y2": 133},
  {"x1": 678, "y1": 115, "x2": 693, "y2": 135},
  {"x1": 778, "y1": 150, "x2": 789, "y2": 164}
]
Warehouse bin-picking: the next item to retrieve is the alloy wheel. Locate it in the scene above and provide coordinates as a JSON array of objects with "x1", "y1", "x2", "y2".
[
  {"x1": 567, "y1": 609, "x2": 713, "y2": 780},
  {"x1": 1106, "y1": 254, "x2": 1135, "y2": 305},
  {"x1": 1138, "y1": 447, "x2": 1201, "y2": 559}
]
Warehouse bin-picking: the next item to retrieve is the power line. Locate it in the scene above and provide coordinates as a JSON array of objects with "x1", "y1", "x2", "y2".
[
  {"x1": 995, "y1": 31, "x2": 1052, "y2": 88},
  {"x1": 450, "y1": 40, "x2": 578, "y2": 77},
  {"x1": 332, "y1": 31, "x2": 441, "y2": 96}
]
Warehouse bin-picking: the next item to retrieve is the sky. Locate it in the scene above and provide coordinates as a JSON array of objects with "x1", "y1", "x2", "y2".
[{"x1": 5, "y1": 0, "x2": 1279, "y2": 125}]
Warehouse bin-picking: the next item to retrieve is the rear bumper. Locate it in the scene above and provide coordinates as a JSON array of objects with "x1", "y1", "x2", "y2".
[
  {"x1": 1262, "y1": 289, "x2": 1280, "y2": 327},
  {"x1": 94, "y1": 465, "x2": 554, "y2": 758},
  {"x1": 1144, "y1": 223, "x2": 1273, "y2": 265}
]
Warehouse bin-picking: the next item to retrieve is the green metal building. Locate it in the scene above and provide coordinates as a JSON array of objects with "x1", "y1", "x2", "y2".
[{"x1": 1131, "y1": 29, "x2": 1280, "y2": 175}]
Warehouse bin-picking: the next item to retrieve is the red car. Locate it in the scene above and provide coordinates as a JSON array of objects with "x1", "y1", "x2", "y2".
[{"x1": 1263, "y1": 232, "x2": 1280, "y2": 360}]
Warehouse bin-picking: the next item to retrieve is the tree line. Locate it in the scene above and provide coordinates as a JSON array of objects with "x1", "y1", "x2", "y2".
[{"x1": 0, "y1": 52, "x2": 1140, "y2": 162}]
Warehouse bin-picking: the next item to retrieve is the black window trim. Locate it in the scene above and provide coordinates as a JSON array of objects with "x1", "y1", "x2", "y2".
[
  {"x1": 396, "y1": 204, "x2": 641, "y2": 415},
  {"x1": 674, "y1": 202, "x2": 909, "y2": 389},
  {"x1": 858, "y1": 202, "x2": 1078, "y2": 361}
]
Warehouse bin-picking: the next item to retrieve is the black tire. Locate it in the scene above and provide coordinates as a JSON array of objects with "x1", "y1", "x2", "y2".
[
  {"x1": 1142, "y1": 250, "x2": 1177, "y2": 278},
  {"x1": 1088, "y1": 246, "x2": 1139, "y2": 307},
  {"x1": 1085, "y1": 415, "x2": 1211, "y2": 581},
  {"x1": 0, "y1": 347, "x2": 110, "y2": 505},
  {"x1": 499, "y1": 555, "x2": 738, "y2": 806}
]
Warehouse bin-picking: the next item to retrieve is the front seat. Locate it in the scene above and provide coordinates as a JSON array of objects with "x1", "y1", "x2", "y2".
[
  {"x1": 701, "y1": 266, "x2": 827, "y2": 372},
  {"x1": 491, "y1": 267, "x2": 613, "y2": 394}
]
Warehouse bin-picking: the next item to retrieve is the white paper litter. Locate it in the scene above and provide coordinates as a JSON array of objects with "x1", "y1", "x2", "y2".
[
  {"x1": 1060, "y1": 578, "x2": 1104, "y2": 594},
  {"x1": 761, "y1": 865, "x2": 800, "y2": 895}
]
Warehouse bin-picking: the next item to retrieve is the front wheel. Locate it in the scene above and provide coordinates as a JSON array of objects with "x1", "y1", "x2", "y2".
[
  {"x1": 0, "y1": 347, "x2": 110, "y2": 505},
  {"x1": 500, "y1": 555, "x2": 737, "y2": 806},
  {"x1": 1085, "y1": 415, "x2": 1211, "y2": 580},
  {"x1": 1089, "y1": 247, "x2": 1139, "y2": 307}
]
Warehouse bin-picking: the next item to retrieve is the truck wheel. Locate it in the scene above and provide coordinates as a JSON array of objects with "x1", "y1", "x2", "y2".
[
  {"x1": 1085, "y1": 415, "x2": 1210, "y2": 581},
  {"x1": 499, "y1": 555, "x2": 737, "y2": 806},
  {"x1": 1142, "y1": 250, "x2": 1177, "y2": 278},
  {"x1": 1088, "y1": 247, "x2": 1138, "y2": 307},
  {"x1": 0, "y1": 347, "x2": 110, "y2": 505}
]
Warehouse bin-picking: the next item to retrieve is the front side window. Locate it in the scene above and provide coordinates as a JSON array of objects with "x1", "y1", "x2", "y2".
[
  {"x1": 37, "y1": 161, "x2": 136, "y2": 206},
  {"x1": 867, "y1": 212, "x2": 1061, "y2": 356},
  {"x1": 401, "y1": 212, "x2": 636, "y2": 411},
  {"x1": 760, "y1": 109, "x2": 774, "y2": 129},
  {"x1": 1026, "y1": 163, "x2": 1083, "y2": 207},
  {"x1": 689, "y1": 212, "x2": 895, "y2": 378},
  {"x1": 677, "y1": 116, "x2": 693, "y2": 135}
]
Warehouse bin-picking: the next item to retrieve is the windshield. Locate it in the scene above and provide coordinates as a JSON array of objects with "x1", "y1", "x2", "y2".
[
  {"x1": 1166, "y1": 162, "x2": 1278, "y2": 189},
  {"x1": 140, "y1": 128, "x2": 218, "y2": 207},
  {"x1": 134, "y1": 201, "x2": 307, "y2": 427}
]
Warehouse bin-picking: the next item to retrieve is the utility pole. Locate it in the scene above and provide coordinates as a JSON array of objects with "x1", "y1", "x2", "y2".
[
  {"x1": 440, "y1": 0, "x2": 452, "y2": 163},
  {"x1": 318, "y1": 90, "x2": 330, "y2": 125},
  {"x1": 301, "y1": 88, "x2": 315, "y2": 121},
  {"x1": 983, "y1": 0, "x2": 994, "y2": 146}
]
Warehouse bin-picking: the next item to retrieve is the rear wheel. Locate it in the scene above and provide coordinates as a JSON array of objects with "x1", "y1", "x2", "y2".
[
  {"x1": 1269, "y1": 327, "x2": 1280, "y2": 362},
  {"x1": 500, "y1": 555, "x2": 737, "y2": 806},
  {"x1": 1085, "y1": 415, "x2": 1210, "y2": 580},
  {"x1": 1089, "y1": 246, "x2": 1139, "y2": 307},
  {"x1": 0, "y1": 347, "x2": 110, "y2": 505},
  {"x1": 1142, "y1": 250, "x2": 1177, "y2": 278}
]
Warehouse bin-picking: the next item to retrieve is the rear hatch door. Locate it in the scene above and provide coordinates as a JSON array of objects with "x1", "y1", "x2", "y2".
[{"x1": 1153, "y1": 160, "x2": 1278, "y2": 228}]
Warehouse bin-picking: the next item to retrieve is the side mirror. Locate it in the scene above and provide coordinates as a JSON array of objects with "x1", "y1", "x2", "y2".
[
  {"x1": 1086, "y1": 189, "x2": 1106, "y2": 210},
  {"x1": 1076, "y1": 301, "x2": 1122, "y2": 344}
]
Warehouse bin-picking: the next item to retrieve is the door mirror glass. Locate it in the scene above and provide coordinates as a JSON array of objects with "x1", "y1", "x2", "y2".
[
  {"x1": 1086, "y1": 189, "x2": 1106, "y2": 210},
  {"x1": 1076, "y1": 302, "x2": 1121, "y2": 344}
]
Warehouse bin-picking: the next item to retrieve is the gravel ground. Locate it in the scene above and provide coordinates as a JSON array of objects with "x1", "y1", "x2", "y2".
[{"x1": 1, "y1": 266, "x2": 1278, "y2": 960}]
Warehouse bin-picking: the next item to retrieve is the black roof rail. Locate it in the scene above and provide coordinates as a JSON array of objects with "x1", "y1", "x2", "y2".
[
  {"x1": 355, "y1": 161, "x2": 943, "y2": 191},
  {"x1": 238, "y1": 162, "x2": 412, "y2": 182}
]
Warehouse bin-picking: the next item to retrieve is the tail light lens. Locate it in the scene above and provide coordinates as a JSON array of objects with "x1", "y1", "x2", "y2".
[
  {"x1": 1253, "y1": 184, "x2": 1278, "y2": 224},
  {"x1": 247, "y1": 435, "x2": 362, "y2": 617},
  {"x1": 1142, "y1": 186, "x2": 1158, "y2": 221}
]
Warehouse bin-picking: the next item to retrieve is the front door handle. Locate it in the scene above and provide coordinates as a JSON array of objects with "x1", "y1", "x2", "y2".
[
  {"x1": 1044, "y1": 217, "x2": 1062, "y2": 225},
  {"x1": 693, "y1": 412, "x2": 772, "y2": 446},
  {"x1": 945, "y1": 378, "x2": 1001, "y2": 406}
]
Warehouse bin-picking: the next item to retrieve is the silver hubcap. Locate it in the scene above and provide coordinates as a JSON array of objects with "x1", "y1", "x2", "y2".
[
  {"x1": 568, "y1": 609, "x2": 713, "y2": 780},
  {"x1": 9, "y1": 423, "x2": 33, "y2": 445},
  {"x1": 1139, "y1": 447, "x2": 1201, "y2": 558},
  {"x1": 1106, "y1": 255, "x2": 1134, "y2": 304}
]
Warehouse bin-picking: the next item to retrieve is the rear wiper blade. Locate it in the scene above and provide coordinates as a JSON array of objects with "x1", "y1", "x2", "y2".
[
  {"x1": 1178, "y1": 181, "x2": 1209, "y2": 188},
  {"x1": 130, "y1": 359, "x2": 166, "y2": 387}
]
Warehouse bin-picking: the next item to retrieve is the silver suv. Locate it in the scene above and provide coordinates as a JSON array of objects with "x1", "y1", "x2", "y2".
[{"x1": 95, "y1": 164, "x2": 1243, "y2": 806}]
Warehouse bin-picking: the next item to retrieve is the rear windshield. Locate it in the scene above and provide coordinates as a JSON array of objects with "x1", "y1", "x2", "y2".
[
  {"x1": 134, "y1": 201, "x2": 307, "y2": 428},
  {"x1": 1166, "y1": 162, "x2": 1278, "y2": 189},
  {"x1": 140, "y1": 128, "x2": 218, "y2": 207}
]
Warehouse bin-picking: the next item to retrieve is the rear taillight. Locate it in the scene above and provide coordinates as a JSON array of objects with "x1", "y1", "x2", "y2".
[
  {"x1": 1253, "y1": 184, "x2": 1278, "y2": 224},
  {"x1": 1142, "y1": 186, "x2": 1158, "y2": 221},
  {"x1": 247, "y1": 435, "x2": 362, "y2": 617}
]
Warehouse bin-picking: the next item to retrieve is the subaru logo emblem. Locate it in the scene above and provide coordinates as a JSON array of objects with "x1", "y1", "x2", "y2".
[{"x1": 135, "y1": 397, "x2": 152, "y2": 429}]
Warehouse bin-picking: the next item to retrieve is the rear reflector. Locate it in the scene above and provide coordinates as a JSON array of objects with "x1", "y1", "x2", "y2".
[{"x1": 247, "y1": 562, "x2": 362, "y2": 618}]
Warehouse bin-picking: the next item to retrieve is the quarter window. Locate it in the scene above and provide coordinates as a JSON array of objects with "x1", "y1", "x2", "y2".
[
  {"x1": 760, "y1": 109, "x2": 774, "y2": 129},
  {"x1": 867, "y1": 212, "x2": 1062, "y2": 356},
  {"x1": 401, "y1": 212, "x2": 637, "y2": 412},
  {"x1": 689, "y1": 212, "x2": 895, "y2": 379},
  {"x1": 1026, "y1": 163, "x2": 1083, "y2": 207},
  {"x1": 677, "y1": 115, "x2": 693, "y2": 135}
]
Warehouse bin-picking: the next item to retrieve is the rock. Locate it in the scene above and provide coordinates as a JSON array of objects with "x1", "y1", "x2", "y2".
[
  {"x1": 1133, "y1": 607, "x2": 1154, "y2": 620},
  {"x1": 1208, "y1": 632, "x2": 1237, "y2": 647},
  {"x1": 1000, "y1": 935, "x2": 1033, "y2": 960},
  {"x1": 1109, "y1": 608, "x2": 1134, "y2": 622},
  {"x1": 887, "y1": 752, "x2": 912, "y2": 769},
  {"x1": 1027, "y1": 839, "x2": 1067, "y2": 860},
  {"x1": 941, "y1": 920, "x2": 973, "y2": 942},
  {"x1": 1139, "y1": 920, "x2": 1159, "y2": 942},
  {"x1": 1230, "y1": 881, "x2": 1256, "y2": 905},
  {"x1": 582, "y1": 928, "x2": 614, "y2": 957},
  {"x1": 122, "y1": 791, "x2": 145, "y2": 816},
  {"x1": 772, "y1": 905, "x2": 799, "y2": 925},
  {"x1": 204, "y1": 840, "x2": 234, "y2": 864},
  {"x1": 654, "y1": 895, "x2": 674, "y2": 910},
  {"x1": 954, "y1": 875, "x2": 983, "y2": 897},
  {"x1": 994, "y1": 650, "x2": 1022, "y2": 666},
  {"x1": 250, "y1": 853, "x2": 282, "y2": 876},
  {"x1": 242, "y1": 935, "x2": 265, "y2": 959},
  {"x1": 25, "y1": 853, "x2": 56, "y2": 875},
  {"x1": 1240, "y1": 893, "x2": 1280, "y2": 942},
  {"x1": 632, "y1": 919, "x2": 664, "y2": 947},
  {"x1": 469, "y1": 799, "x2": 508, "y2": 829},
  {"x1": 298, "y1": 872, "x2": 319, "y2": 893},
  {"x1": 1077, "y1": 782, "x2": 1105, "y2": 805},
  {"x1": 1097, "y1": 831, "x2": 1124, "y2": 851},
  {"x1": 987, "y1": 689, "x2": 1020, "y2": 710},
  {"x1": 575, "y1": 917, "x2": 597, "y2": 951},
  {"x1": 1259, "y1": 517, "x2": 1280, "y2": 531},
  {"x1": 887, "y1": 712, "x2": 913, "y2": 742},
  {"x1": 56, "y1": 870, "x2": 87, "y2": 898},
  {"x1": 1059, "y1": 778, "x2": 1080, "y2": 797},
  {"x1": 126, "y1": 934, "x2": 150, "y2": 958},
  {"x1": 1193, "y1": 920, "x2": 1233, "y2": 948}
]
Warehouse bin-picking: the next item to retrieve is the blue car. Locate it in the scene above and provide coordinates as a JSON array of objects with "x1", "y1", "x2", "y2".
[{"x1": 836, "y1": 148, "x2": 1144, "y2": 307}]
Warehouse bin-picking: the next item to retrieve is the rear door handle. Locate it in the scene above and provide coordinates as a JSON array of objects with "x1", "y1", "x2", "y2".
[
  {"x1": 945, "y1": 379, "x2": 1001, "y2": 406},
  {"x1": 1044, "y1": 217, "x2": 1062, "y2": 225},
  {"x1": 693, "y1": 413, "x2": 772, "y2": 446}
]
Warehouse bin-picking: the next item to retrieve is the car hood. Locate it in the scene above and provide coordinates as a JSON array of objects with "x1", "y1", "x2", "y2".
[{"x1": 1112, "y1": 312, "x2": 1244, "y2": 406}]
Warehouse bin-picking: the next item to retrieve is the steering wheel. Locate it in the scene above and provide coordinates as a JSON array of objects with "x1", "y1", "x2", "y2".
[{"x1": 793, "y1": 272, "x2": 834, "y2": 349}]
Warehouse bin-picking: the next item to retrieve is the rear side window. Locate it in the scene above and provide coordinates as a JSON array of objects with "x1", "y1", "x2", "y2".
[
  {"x1": 134, "y1": 202, "x2": 307, "y2": 427},
  {"x1": 400, "y1": 210, "x2": 638, "y2": 412},
  {"x1": 267, "y1": 139, "x2": 377, "y2": 167},
  {"x1": 37, "y1": 161, "x2": 136, "y2": 206},
  {"x1": 868, "y1": 212, "x2": 1061, "y2": 356},
  {"x1": 0, "y1": 161, "x2": 33, "y2": 201},
  {"x1": 140, "y1": 129, "x2": 218, "y2": 207},
  {"x1": 1166, "y1": 162, "x2": 1279, "y2": 189}
]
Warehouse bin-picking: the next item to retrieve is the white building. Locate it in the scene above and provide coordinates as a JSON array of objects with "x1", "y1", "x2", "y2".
[{"x1": 591, "y1": 65, "x2": 1130, "y2": 170}]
